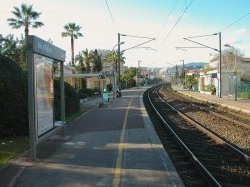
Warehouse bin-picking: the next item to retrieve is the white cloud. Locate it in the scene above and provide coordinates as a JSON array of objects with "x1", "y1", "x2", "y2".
[
  {"x1": 234, "y1": 28, "x2": 247, "y2": 35},
  {"x1": 168, "y1": 15, "x2": 176, "y2": 22}
]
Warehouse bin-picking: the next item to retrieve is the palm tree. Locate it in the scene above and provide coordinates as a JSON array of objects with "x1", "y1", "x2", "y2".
[
  {"x1": 90, "y1": 49, "x2": 102, "y2": 72},
  {"x1": 7, "y1": 3, "x2": 44, "y2": 45},
  {"x1": 62, "y1": 23, "x2": 83, "y2": 66},
  {"x1": 82, "y1": 49, "x2": 92, "y2": 73},
  {"x1": 106, "y1": 50, "x2": 125, "y2": 73},
  {"x1": 75, "y1": 52, "x2": 86, "y2": 73}
]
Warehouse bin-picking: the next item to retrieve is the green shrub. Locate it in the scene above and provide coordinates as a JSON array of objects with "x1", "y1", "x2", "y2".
[
  {"x1": 239, "y1": 92, "x2": 250, "y2": 99},
  {"x1": 106, "y1": 84, "x2": 112, "y2": 92},
  {"x1": 0, "y1": 55, "x2": 28, "y2": 138},
  {"x1": 54, "y1": 80, "x2": 80, "y2": 120},
  {"x1": 93, "y1": 88, "x2": 101, "y2": 95},
  {"x1": 206, "y1": 84, "x2": 215, "y2": 91},
  {"x1": 78, "y1": 88, "x2": 94, "y2": 99}
]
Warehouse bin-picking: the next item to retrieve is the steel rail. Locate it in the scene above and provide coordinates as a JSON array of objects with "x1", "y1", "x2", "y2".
[
  {"x1": 159, "y1": 88, "x2": 250, "y2": 163},
  {"x1": 166, "y1": 89, "x2": 250, "y2": 130},
  {"x1": 147, "y1": 86, "x2": 222, "y2": 187}
]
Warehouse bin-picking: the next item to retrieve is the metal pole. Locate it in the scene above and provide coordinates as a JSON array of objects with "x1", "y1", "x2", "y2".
[
  {"x1": 234, "y1": 51, "x2": 237, "y2": 101},
  {"x1": 219, "y1": 32, "x2": 222, "y2": 98},
  {"x1": 27, "y1": 37, "x2": 36, "y2": 160},
  {"x1": 117, "y1": 33, "x2": 121, "y2": 86},
  {"x1": 60, "y1": 61, "x2": 66, "y2": 136},
  {"x1": 175, "y1": 64, "x2": 178, "y2": 85},
  {"x1": 235, "y1": 75, "x2": 237, "y2": 101},
  {"x1": 181, "y1": 60, "x2": 185, "y2": 87},
  {"x1": 137, "y1": 60, "x2": 141, "y2": 87}
]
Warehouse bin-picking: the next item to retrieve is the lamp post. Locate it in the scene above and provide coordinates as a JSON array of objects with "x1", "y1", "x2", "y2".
[
  {"x1": 137, "y1": 60, "x2": 142, "y2": 87},
  {"x1": 113, "y1": 41, "x2": 125, "y2": 50},
  {"x1": 112, "y1": 41, "x2": 125, "y2": 95},
  {"x1": 117, "y1": 33, "x2": 121, "y2": 86},
  {"x1": 224, "y1": 44, "x2": 237, "y2": 101}
]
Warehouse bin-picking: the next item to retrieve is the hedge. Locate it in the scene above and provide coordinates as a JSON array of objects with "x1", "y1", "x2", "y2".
[
  {"x1": 0, "y1": 55, "x2": 28, "y2": 138},
  {"x1": 54, "y1": 79, "x2": 80, "y2": 120},
  {"x1": 0, "y1": 54, "x2": 80, "y2": 138}
]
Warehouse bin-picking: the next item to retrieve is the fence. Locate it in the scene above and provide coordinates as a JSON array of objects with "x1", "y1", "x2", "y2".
[{"x1": 228, "y1": 79, "x2": 250, "y2": 99}]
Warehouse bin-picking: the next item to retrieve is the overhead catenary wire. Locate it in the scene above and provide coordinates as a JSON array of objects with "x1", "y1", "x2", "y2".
[
  {"x1": 159, "y1": 0, "x2": 194, "y2": 47},
  {"x1": 104, "y1": 0, "x2": 118, "y2": 33},
  {"x1": 219, "y1": 12, "x2": 250, "y2": 31},
  {"x1": 200, "y1": 12, "x2": 250, "y2": 43},
  {"x1": 161, "y1": 0, "x2": 179, "y2": 29},
  {"x1": 121, "y1": 34, "x2": 155, "y2": 40}
]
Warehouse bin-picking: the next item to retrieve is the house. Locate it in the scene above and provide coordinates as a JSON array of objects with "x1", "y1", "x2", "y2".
[{"x1": 198, "y1": 57, "x2": 250, "y2": 96}]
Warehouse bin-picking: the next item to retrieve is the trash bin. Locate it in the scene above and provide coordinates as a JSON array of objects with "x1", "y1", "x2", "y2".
[{"x1": 102, "y1": 90, "x2": 109, "y2": 103}]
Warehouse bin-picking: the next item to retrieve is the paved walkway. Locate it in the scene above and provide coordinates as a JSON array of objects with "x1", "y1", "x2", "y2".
[
  {"x1": 172, "y1": 85, "x2": 250, "y2": 114},
  {"x1": 2, "y1": 87, "x2": 184, "y2": 187}
]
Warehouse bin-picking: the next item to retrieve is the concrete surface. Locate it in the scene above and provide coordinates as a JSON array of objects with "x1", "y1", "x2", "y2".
[{"x1": 5, "y1": 86, "x2": 184, "y2": 187}]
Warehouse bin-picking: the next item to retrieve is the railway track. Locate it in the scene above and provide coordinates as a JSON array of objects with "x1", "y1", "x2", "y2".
[
  {"x1": 159, "y1": 85, "x2": 250, "y2": 156},
  {"x1": 167, "y1": 87, "x2": 250, "y2": 127},
  {"x1": 144, "y1": 84, "x2": 250, "y2": 186}
]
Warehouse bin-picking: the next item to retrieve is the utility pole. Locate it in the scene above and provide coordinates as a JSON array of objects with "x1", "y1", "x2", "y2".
[
  {"x1": 219, "y1": 32, "x2": 222, "y2": 98},
  {"x1": 117, "y1": 33, "x2": 121, "y2": 86},
  {"x1": 175, "y1": 64, "x2": 178, "y2": 85},
  {"x1": 137, "y1": 60, "x2": 142, "y2": 87},
  {"x1": 180, "y1": 60, "x2": 185, "y2": 87}
]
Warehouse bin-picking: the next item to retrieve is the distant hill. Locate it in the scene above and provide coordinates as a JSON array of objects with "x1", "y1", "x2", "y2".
[
  {"x1": 184, "y1": 62, "x2": 208, "y2": 70},
  {"x1": 167, "y1": 62, "x2": 208, "y2": 72}
]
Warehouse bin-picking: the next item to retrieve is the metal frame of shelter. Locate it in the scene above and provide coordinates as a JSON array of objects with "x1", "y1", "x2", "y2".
[{"x1": 27, "y1": 35, "x2": 66, "y2": 160}]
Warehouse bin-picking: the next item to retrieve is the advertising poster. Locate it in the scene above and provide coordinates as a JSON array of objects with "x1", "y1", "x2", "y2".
[{"x1": 34, "y1": 54, "x2": 54, "y2": 137}]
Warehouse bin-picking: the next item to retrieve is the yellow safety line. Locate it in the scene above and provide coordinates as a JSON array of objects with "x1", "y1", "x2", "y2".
[{"x1": 112, "y1": 97, "x2": 134, "y2": 187}]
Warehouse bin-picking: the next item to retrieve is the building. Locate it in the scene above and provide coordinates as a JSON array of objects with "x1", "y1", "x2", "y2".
[{"x1": 198, "y1": 57, "x2": 250, "y2": 96}]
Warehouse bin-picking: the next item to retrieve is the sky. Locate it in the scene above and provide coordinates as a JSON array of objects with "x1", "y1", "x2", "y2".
[{"x1": 1, "y1": 0, "x2": 250, "y2": 68}]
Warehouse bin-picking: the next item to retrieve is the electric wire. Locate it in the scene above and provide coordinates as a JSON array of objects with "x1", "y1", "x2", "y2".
[
  {"x1": 161, "y1": 0, "x2": 178, "y2": 29},
  {"x1": 219, "y1": 12, "x2": 250, "y2": 31},
  {"x1": 159, "y1": 0, "x2": 194, "y2": 47},
  {"x1": 104, "y1": 0, "x2": 118, "y2": 33},
  {"x1": 200, "y1": 12, "x2": 250, "y2": 43}
]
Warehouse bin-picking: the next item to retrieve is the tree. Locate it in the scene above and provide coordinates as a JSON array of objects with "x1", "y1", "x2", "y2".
[
  {"x1": 106, "y1": 50, "x2": 125, "y2": 73},
  {"x1": 75, "y1": 52, "x2": 86, "y2": 73},
  {"x1": 7, "y1": 3, "x2": 44, "y2": 45},
  {"x1": 82, "y1": 48, "x2": 92, "y2": 73},
  {"x1": 62, "y1": 23, "x2": 83, "y2": 66},
  {"x1": 210, "y1": 47, "x2": 244, "y2": 72},
  {"x1": 106, "y1": 50, "x2": 117, "y2": 71},
  {"x1": 0, "y1": 34, "x2": 26, "y2": 69},
  {"x1": 90, "y1": 49, "x2": 102, "y2": 72},
  {"x1": 120, "y1": 67, "x2": 136, "y2": 87}
]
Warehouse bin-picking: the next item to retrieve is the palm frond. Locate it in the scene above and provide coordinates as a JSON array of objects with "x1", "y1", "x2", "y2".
[
  {"x1": 32, "y1": 21, "x2": 44, "y2": 28},
  {"x1": 12, "y1": 7, "x2": 21, "y2": 18},
  {"x1": 7, "y1": 3, "x2": 43, "y2": 32},
  {"x1": 61, "y1": 32, "x2": 70, "y2": 37}
]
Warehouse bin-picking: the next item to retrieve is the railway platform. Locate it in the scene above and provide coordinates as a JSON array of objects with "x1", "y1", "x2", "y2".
[
  {"x1": 172, "y1": 85, "x2": 250, "y2": 114},
  {"x1": 3, "y1": 86, "x2": 184, "y2": 187}
]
